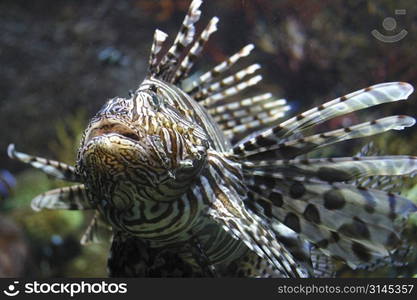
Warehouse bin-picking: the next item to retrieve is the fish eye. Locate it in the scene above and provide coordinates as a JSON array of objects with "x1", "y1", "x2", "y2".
[{"x1": 151, "y1": 94, "x2": 160, "y2": 107}]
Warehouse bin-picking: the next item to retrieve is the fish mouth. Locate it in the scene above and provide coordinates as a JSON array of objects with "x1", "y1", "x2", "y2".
[{"x1": 85, "y1": 120, "x2": 141, "y2": 144}]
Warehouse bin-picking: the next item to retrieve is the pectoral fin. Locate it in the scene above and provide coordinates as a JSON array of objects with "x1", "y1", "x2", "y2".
[
  {"x1": 8, "y1": 144, "x2": 81, "y2": 182},
  {"x1": 31, "y1": 184, "x2": 93, "y2": 211},
  {"x1": 81, "y1": 211, "x2": 112, "y2": 245}
]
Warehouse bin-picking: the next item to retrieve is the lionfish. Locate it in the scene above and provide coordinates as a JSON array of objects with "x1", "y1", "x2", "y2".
[{"x1": 8, "y1": 0, "x2": 417, "y2": 277}]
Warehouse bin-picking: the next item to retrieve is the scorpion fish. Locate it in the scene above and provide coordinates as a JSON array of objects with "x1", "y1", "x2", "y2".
[{"x1": 8, "y1": 0, "x2": 417, "y2": 277}]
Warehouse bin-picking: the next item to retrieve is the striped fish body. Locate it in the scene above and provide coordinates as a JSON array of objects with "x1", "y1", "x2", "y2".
[
  {"x1": 8, "y1": 0, "x2": 417, "y2": 277},
  {"x1": 76, "y1": 76, "x2": 251, "y2": 270}
]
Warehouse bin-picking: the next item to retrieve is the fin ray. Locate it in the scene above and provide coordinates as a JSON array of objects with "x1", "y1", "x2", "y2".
[
  {"x1": 31, "y1": 184, "x2": 93, "y2": 211},
  {"x1": 7, "y1": 144, "x2": 81, "y2": 182}
]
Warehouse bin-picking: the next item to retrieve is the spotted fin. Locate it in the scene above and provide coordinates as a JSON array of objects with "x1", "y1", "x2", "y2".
[
  {"x1": 7, "y1": 144, "x2": 81, "y2": 182},
  {"x1": 245, "y1": 188, "x2": 336, "y2": 277},
  {"x1": 202, "y1": 150, "x2": 310, "y2": 277},
  {"x1": 31, "y1": 184, "x2": 93, "y2": 211},
  {"x1": 245, "y1": 172, "x2": 417, "y2": 268}
]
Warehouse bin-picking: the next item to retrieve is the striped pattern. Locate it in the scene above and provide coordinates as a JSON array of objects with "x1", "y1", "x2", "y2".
[
  {"x1": 243, "y1": 155, "x2": 417, "y2": 182},
  {"x1": 185, "y1": 44, "x2": 255, "y2": 94},
  {"x1": 8, "y1": 0, "x2": 417, "y2": 278},
  {"x1": 172, "y1": 17, "x2": 219, "y2": 84},
  {"x1": 206, "y1": 93, "x2": 289, "y2": 143},
  {"x1": 203, "y1": 151, "x2": 308, "y2": 277},
  {"x1": 200, "y1": 74, "x2": 263, "y2": 108},
  {"x1": 8, "y1": 144, "x2": 81, "y2": 182},
  {"x1": 194, "y1": 64, "x2": 261, "y2": 101},
  {"x1": 239, "y1": 115, "x2": 416, "y2": 160},
  {"x1": 244, "y1": 174, "x2": 417, "y2": 268},
  {"x1": 233, "y1": 82, "x2": 414, "y2": 155},
  {"x1": 156, "y1": 0, "x2": 202, "y2": 81},
  {"x1": 31, "y1": 184, "x2": 92, "y2": 211},
  {"x1": 148, "y1": 30, "x2": 168, "y2": 75},
  {"x1": 311, "y1": 247, "x2": 335, "y2": 277}
]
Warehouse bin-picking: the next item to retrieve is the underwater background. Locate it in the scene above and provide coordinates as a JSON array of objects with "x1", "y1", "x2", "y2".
[{"x1": 1, "y1": 0, "x2": 417, "y2": 277}]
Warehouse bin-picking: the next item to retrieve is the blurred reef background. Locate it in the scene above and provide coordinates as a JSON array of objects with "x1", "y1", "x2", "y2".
[{"x1": 1, "y1": 0, "x2": 417, "y2": 277}]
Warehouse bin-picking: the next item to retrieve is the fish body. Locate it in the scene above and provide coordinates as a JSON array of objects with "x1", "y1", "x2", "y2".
[{"x1": 8, "y1": 0, "x2": 417, "y2": 277}]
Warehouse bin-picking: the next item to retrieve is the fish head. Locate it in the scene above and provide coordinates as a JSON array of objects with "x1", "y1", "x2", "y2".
[{"x1": 77, "y1": 89, "x2": 208, "y2": 208}]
